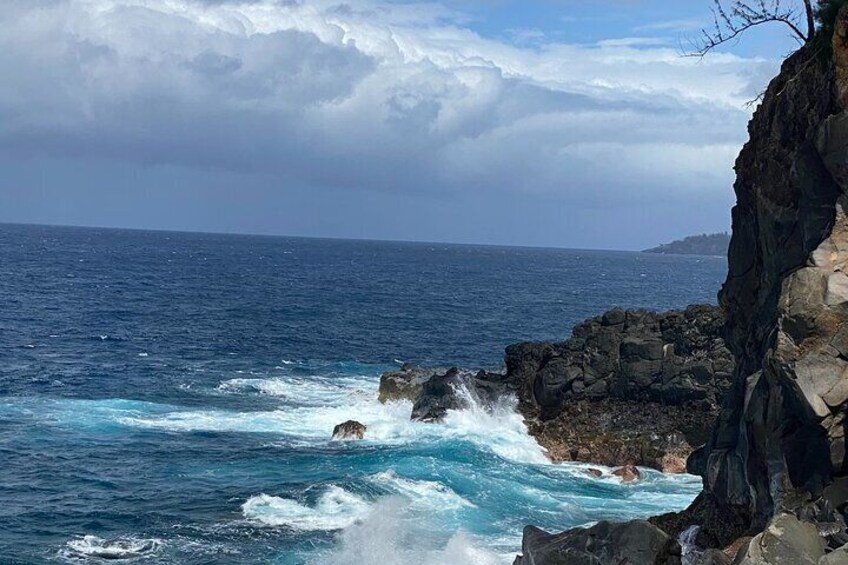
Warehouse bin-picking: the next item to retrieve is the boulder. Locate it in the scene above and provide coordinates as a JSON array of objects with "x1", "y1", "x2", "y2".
[
  {"x1": 613, "y1": 464, "x2": 642, "y2": 483},
  {"x1": 693, "y1": 549, "x2": 732, "y2": 565},
  {"x1": 332, "y1": 420, "x2": 366, "y2": 440},
  {"x1": 732, "y1": 514, "x2": 826, "y2": 565},
  {"x1": 660, "y1": 454, "x2": 688, "y2": 475},
  {"x1": 410, "y1": 368, "x2": 469, "y2": 422},
  {"x1": 819, "y1": 543, "x2": 848, "y2": 565},
  {"x1": 514, "y1": 521, "x2": 681, "y2": 565}
]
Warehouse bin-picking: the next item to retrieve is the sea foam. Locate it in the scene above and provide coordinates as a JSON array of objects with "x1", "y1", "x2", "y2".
[
  {"x1": 314, "y1": 498, "x2": 503, "y2": 565},
  {"x1": 61, "y1": 535, "x2": 162, "y2": 560},
  {"x1": 242, "y1": 486, "x2": 371, "y2": 531}
]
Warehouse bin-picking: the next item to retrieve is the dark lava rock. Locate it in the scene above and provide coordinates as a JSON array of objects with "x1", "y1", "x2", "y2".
[
  {"x1": 411, "y1": 368, "x2": 467, "y2": 421},
  {"x1": 514, "y1": 17, "x2": 848, "y2": 565},
  {"x1": 673, "y1": 20, "x2": 848, "y2": 549},
  {"x1": 513, "y1": 521, "x2": 681, "y2": 565},
  {"x1": 506, "y1": 304, "x2": 732, "y2": 471},
  {"x1": 506, "y1": 304, "x2": 731, "y2": 417},
  {"x1": 331, "y1": 420, "x2": 366, "y2": 440},
  {"x1": 410, "y1": 368, "x2": 513, "y2": 422}
]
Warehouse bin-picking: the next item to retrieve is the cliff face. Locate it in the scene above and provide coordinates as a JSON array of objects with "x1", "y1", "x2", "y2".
[
  {"x1": 693, "y1": 14, "x2": 848, "y2": 545},
  {"x1": 517, "y1": 12, "x2": 848, "y2": 565}
]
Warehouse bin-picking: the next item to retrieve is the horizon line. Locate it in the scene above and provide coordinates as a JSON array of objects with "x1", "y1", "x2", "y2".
[{"x1": 0, "y1": 220, "x2": 725, "y2": 257}]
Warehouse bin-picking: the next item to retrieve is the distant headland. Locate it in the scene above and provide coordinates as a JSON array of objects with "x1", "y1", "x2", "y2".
[{"x1": 642, "y1": 232, "x2": 730, "y2": 257}]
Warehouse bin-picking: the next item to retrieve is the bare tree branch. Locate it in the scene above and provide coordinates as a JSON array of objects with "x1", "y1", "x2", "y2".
[{"x1": 688, "y1": 0, "x2": 815, "y2": 57}]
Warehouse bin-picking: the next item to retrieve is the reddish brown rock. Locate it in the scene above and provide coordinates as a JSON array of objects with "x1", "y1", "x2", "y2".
[
  {"x1": 612, "y1": 465, "x2": 641, "y2": 483},
  {"x1": 332, "y1": 420, "x2": 366, "y2": 440}
]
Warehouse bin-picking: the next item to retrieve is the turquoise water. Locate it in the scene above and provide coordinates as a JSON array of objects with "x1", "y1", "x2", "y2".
[{"x1": 0, "y1": 224, "x2": 724, "y2": 563}]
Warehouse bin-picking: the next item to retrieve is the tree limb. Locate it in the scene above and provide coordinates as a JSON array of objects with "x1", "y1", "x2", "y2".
[{"x1": 688, "y1": 0, "x2": 815, "y2": 57}]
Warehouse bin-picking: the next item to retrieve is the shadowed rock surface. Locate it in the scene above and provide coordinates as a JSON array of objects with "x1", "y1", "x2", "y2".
[
  {"x1": 671, "y1": 14, "x2": 848, "y2": 553},
  {"x1": 506, "y1": 304, "x2": 733, "y2": 471}
]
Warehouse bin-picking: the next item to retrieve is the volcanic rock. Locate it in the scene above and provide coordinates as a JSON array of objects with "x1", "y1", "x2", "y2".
[
  {"x1": 332, "y1": 420, "x2": 366, "y2": 440},
  {"x1": 513, "y1": 521, "x2": 681, "y2": 565}
]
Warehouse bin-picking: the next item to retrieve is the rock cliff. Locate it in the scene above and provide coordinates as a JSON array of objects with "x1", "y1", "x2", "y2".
[
  {"x1": 684, "y1": 14, "x2": 848, "y2": 550},
  {"x1": 507, "y1": 305, "x2": 733, "y2": 471},
  {"x1": 517, "y1": 6, "x2": 848, "y2": 564}
]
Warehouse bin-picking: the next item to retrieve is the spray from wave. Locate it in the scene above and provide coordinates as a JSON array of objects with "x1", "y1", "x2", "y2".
[
  {"x1": 313, "y1": 498, "x2": 503, "y2": 565},
  {"x1": 242, "y1": 486, "x2": 371, "y2": 531}
]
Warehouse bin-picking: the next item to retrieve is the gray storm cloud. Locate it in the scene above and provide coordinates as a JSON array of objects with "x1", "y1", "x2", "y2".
[{"x1": 0, "y1": 0, "x2": 789, "y2": 248}]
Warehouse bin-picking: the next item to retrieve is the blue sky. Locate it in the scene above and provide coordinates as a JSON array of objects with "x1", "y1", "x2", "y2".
[{"x1": 0, "y1": 0, "x2": 802, "y2": 249}]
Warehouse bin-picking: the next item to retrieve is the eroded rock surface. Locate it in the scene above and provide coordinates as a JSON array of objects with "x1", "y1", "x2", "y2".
[
  {"x1": 682, "y1": 20, "x2": 848, "y2": 549},
  {"x1": 516, "y1": 10, "x2": 848, "y2": 564}
]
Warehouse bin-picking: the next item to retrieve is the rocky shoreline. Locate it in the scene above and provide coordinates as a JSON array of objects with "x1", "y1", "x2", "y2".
[
  {"x1": 513, "y1": 8, "x2": 848, "y2": 565},
  {"x1": 367, "y1": 9, "x2": 848, "y2": 563},
  {"x1": 377, "y1": 304, "x2": 733, "y2": 474}
]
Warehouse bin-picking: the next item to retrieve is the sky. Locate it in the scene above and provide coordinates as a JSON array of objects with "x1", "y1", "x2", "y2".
[{"x1": 0, "y1": 0, "x2": 805, "y2": 249}]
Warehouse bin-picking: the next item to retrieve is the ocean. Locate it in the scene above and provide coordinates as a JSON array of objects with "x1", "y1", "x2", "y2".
[{"x1": 0, "y1": 224, "x2": 726, "y2": 564}]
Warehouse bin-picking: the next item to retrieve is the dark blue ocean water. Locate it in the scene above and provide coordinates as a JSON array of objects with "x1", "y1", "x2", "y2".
[{"x1": 0, "y1": 224, "x2": 726, "y2": 564}]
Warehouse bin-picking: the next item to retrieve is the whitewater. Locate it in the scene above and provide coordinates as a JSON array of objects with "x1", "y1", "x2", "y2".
[
  {"x1": 0, "y1": 225, "x2": 724, "y2": 563},
  {"x1": 3, "y1": 364, "x2": 702, "y2": 563}
]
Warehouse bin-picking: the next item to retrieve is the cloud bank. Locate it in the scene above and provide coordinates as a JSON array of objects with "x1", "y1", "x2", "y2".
[{"x1": 0, "y1": 0, "x2": 785, "y2": 245}]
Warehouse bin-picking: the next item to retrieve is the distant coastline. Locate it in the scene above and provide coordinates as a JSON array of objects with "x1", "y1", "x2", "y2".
[{"x1": 643, "y1": 232, "x2": 730, "y2": 257}]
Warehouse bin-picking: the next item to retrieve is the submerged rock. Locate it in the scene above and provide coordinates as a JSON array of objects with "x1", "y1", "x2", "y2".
[
  {"x1": 612, "y1": 464, "x2": 642, "y2": 483},
  {"x1": 332, "y1": 420, "x2": 366, "y2": 440},
  {"x1": 514, "y1": 521, "x2": 681, "y2": 565}
]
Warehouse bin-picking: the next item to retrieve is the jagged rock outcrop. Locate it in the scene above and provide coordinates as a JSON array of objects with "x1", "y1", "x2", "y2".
[
  {"x1": 507, "y1": 305, "x2": 733, "y2": 417},
  {"x1": 410, "y1": 367, "x2": 514, "y2": 421},
  {"x1": 507, "y1": 305, "x2": 733, "y2": 470}
]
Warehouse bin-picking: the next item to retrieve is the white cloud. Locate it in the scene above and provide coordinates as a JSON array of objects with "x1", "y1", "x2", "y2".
[{"x1": 0, "y1": 0, "x2": 778, "y2": 204}]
